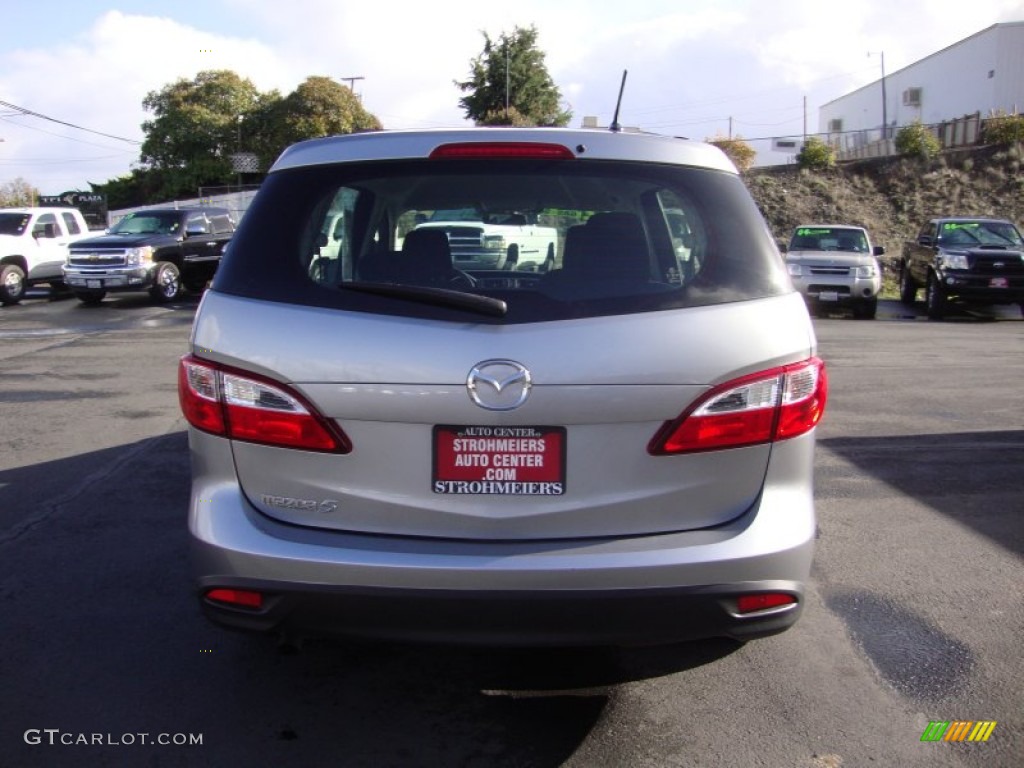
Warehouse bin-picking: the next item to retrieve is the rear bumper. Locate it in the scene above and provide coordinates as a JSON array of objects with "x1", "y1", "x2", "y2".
[
  {"x1": 188, "y1": 428, "x2": 816, "y2": 646},
  {"x1": 199, "y1": 579, "x2": 804, "y2": 646}
]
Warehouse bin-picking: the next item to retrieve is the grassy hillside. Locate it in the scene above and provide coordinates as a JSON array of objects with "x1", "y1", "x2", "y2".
[{"x1": 744, "y1": 144, "x2": 1024, "y2": 292}]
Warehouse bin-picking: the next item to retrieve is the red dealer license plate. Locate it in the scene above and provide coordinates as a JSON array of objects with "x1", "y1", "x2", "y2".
[{"x1": 433, "y1": 425, "x2": 566, "y2": 495}]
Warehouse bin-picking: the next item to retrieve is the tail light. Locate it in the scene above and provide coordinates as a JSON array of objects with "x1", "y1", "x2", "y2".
[
  {"x1": 649, "y1": 358, "x2": 827, "y2": 455},
  {"x1": 178, "y1": 355, "x2": 351, "y2": 453}
]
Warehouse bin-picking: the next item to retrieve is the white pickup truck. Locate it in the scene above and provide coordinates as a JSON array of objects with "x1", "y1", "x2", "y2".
[
  {"x1": 0, "y1": 207, "x2": 94, "y2": 304},
  {"x1": 413, "y1": 209, "x2": 558, "y2": 271}
]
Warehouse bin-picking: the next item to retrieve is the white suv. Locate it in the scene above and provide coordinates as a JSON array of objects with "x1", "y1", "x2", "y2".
[{"x1": 179, "y1": 128, "x2": 826, "y2": 647}]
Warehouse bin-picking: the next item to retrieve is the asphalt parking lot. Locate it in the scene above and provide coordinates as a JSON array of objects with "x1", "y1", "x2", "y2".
[{"x1": 0, "y1": 292, "x2": 1021, "y2": 767}]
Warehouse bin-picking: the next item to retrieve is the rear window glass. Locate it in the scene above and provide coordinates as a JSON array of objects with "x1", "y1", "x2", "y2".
[{"x1": 215, "y1": 158, "x2": 790, "y2": 323}]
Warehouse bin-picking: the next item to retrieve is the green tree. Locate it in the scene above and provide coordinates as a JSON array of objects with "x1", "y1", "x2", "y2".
[
  {"x1": 140, "y1": 70, "x2": 263, "y2": 198},
  {"x1": 0, "y1": 177, "x2": 40, "y2": 207},
  {"x1": 263, "y1": 76, "x2": 381, "y2": 161},
  {"x1": 457, "y1": 26, "x2": 571, "y2": 127},
  {"x1": 894, "y1": 121, "x2": 941, "y2": 158},
  {"x1": 129, "y1": 70, "x2": 384, "y2": 204},
  {"x1": 707, "y1": 135, "x2": 756, "y2": 171},
  {"x1": 797, "y1": 136, "x2": 836, "y2": 170}
]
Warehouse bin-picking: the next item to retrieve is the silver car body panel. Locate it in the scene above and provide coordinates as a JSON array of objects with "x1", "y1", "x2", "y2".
[
  {"x1": 189, "y1": 428, "x2": 816, "y2": 592},
  {"x1": 271, "y1": 127, "x2": 738, "y2": 173},
  {"x1": 191, "y1": 290, "x2": 814, "y2": 540}
]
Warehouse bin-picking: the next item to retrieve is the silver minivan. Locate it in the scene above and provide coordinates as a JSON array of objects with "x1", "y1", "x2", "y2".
[{"x1": 179, "y1": 128, "x2": 827, "y2": 646}]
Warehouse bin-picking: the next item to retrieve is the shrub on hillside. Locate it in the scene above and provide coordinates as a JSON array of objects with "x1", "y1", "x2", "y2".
[
  {"x1": 796, "y1": 137, "x2": 835, "y2": 169},
  {"x1": 982, "y1": 110, "x2": 1024, "y2": 146},
  {"x1": 895, "y1": 121, "x2": 941, "y2": 158},
  {"x1": 706, "y1": 135, "x2": 757, "y2": 171}
]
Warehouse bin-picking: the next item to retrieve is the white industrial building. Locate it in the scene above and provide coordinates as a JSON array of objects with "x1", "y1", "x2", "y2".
[{"x1": 819, "y1": 22, "x2": 1024, "y2": 155}]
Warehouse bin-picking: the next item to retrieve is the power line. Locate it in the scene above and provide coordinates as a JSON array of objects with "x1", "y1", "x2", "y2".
[
  {"x1": 0, "y1": 98, "x2": 142, "y2": 145},
  {"x1": 0, "y1": 116, "x2": 139, "y2": 153}
]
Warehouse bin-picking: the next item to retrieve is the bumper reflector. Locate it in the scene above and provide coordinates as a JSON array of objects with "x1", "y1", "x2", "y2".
[
  {"x1": 205, "y1": 588, "x2": 264, "y2": 610},
  {"x1": 736, "y1": 593, "x2": 796, "y2": 614}
]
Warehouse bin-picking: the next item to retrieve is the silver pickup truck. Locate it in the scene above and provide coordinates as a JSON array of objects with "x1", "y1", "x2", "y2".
[{"x1": 780, "y1": 224, "x2": 885, "y2": 319}]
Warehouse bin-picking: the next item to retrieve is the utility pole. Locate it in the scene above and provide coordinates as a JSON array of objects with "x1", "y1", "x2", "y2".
[
  {"x1": 505, "y1": 40, "x2": 510, "y2": 121},
  {"x1": 339, "y1": 76, "x2": 365, "y2": 101},
  {"x1": 868, "y1": 52, "x2": 887, "y2": 139}
]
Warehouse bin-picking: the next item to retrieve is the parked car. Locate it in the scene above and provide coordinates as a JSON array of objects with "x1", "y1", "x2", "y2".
[
  {"x1": 63, "y1": 206, "x2": 235, "y2": 304},
  {"x1": 899, "y1": 217, "x2": 1024, "y2": 319},
  {"x1": 780, "y1": 224, "x2": 885, "y2": 319},
  {"x1": 179, "y1": 128, "x2": 827, "y2": 647}
]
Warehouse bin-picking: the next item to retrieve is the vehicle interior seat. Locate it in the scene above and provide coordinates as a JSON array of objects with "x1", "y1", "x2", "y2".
[
  {"x1": 541, "y1": 212, "x2": 663, "y2": 298},
  {"x1": 576, "y1": 212, "x2": 652, "y2": 281},
  {"x1": 397, "y1": 228, "x2": 470, "y2": 288}
]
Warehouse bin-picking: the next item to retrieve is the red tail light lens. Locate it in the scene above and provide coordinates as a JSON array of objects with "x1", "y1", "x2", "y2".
[
  {"x1": 178, "y1": 355, "x2": 351, "y2": 453},
  {"x1": 429, "y1": 142, "x2": 576, "y2": 160},
  {"x1": 649, "y1": 358, "x2": 827, "y2": 455}
]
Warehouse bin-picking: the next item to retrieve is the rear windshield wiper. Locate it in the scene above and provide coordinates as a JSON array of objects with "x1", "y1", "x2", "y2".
[{"x1": 339, "y1": 281, "x2": 508, "y2": 317}]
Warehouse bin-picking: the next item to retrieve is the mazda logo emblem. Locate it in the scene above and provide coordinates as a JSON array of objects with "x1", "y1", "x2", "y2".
[{"x1": 467, "y1": 360, "x2": 532, "y2": 411}]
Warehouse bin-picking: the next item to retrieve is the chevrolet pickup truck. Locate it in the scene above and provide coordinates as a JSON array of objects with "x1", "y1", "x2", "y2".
[
  {"x1": 899, "y1": 217, "x2": 1024, "y2": 320},
  {"x1": 64, "y1": 206, "x2": 235, "y2": 304},
  {"x1": 0, "y1": 207, "x2": 93, "y2": 304}
]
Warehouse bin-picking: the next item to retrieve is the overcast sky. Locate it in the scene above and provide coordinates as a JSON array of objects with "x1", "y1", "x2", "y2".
[{"x1": 1, "y1": 0, "x2": 1022, "y2": 194}]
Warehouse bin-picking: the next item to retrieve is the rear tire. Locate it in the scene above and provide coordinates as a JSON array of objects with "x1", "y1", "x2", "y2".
[
  {"x1": 0, "y1": 263, "x2": 26, "y2": 305},
  {"x1": 74, "y1": 290, "x2": 106, "y2": 305},
  {"x1": 150, "y1": 262, "x2": 182, "y2": 302},
  {"x1": 899, "y1": 265, "x2": 918, "y2": 305},
  {"x1": 926, "y1": 273, "x2": 947, "y2": 321}
]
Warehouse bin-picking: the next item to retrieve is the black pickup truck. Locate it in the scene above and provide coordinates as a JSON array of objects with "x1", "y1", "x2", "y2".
[
  {"x1": 63, "y1": 206, "x2": 235, "y2": 304},
  {"x1": 899, "y1": 217, "x2": 1024, "y2": 320}
]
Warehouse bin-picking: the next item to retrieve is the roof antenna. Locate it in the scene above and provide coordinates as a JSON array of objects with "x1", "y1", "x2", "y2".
[{"x1": 609, "y1": 69, "x2": 628, "y2": 133}]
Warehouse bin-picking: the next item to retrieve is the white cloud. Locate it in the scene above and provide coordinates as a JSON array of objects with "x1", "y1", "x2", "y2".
[{"x1": 0, "y1": 0, "x2": 1021, "y2": 192}]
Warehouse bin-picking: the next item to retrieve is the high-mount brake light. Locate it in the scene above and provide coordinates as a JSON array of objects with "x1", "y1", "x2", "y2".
[
  {"x1": 429, "y1": 142, "x2": 576, "y2": 160},
  {"x1": 178, "y1": 355, "x2": 351, "y2": 453},
  {"x1": 649, "y1": 358, "x2": 827, "y2": 455}
]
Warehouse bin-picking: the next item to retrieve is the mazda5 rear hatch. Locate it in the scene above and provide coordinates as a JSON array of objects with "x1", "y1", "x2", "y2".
[{"x1": 183, "y1": 134, "x2": 820, "y2": 542}]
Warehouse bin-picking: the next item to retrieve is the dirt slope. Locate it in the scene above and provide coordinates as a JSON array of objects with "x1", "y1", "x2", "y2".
[{"x1": 744, "y1": 144, "x2": 1024, "y2": 268}]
